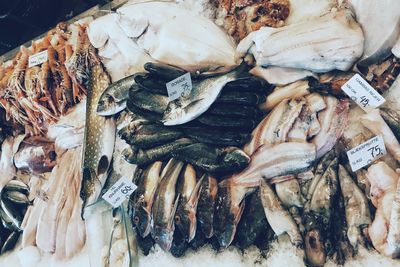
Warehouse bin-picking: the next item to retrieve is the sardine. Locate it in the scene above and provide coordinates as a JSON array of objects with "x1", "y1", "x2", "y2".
[
  {"x1": 151, "y1": 158, "x2": 184, "y2": 251},
  {"x1": 129, "y1": 162, "x2": 162, "y2": 237},
  {"x1": 129, "y1": 90, "x2": 169, "y2": 114},
  {"x1": 144, "y1": 62, "x2": 187, "y2": 81},
  {"x1": 80, "y1": 62, "x2": 116, "y2": 217},
  {"x1": 163, "y1": 69, "x2": 240, "y2": 126},
  {"x1": 97, "y1": 75, "x2": 136, "y2": 116},
  {"x1": 183, "y1": 128, "x2": 250, "y2": 146},
  {"x1": 134, "y1": 73, "x2": 169, "y2": 95},
  {"x1": 172, "y1": 144, "x2": 250, "y2": 173},
  {"x1": 175, "y1": 164, "x2": 203, "y2": 242},
  {"x1": 120, "y1": 124, "x2": 183, "y2": 148},
  {"x1": 196, "y1": 114, "x2": 258, "y2": 130},
  {"x1": 123, "y1": 138, "x2": 193, "y2": 166},
  {"x1": 197, "y1": 174, "x2": 218, "y2": 238}
]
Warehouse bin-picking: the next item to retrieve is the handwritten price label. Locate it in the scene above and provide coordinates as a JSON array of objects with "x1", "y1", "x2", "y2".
[
  {"x1": 341, "y1": 73, "x2": 385, "y2": 111},
  {"x1": 166, "y1": 72, "x2": 192, "y2": 101},
  {"x1": 102, "y1": 176, "x2": 137, "y2": 208},
  {"x1": 346, "y1": 135, "x2": 387, "y2": 172},
  {"x1": 28, "y1": 50, "x2": 48, "y2": 68}
]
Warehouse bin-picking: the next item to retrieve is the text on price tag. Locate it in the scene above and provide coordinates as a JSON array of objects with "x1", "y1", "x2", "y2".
[
  {"x1": 341, "y1": 73, "x2": 385, "y2": 111},
  {"x1": 28, "y1": 50, "x2": 48, "y2": 68},
  {"x1": 346, "y1": 135, "x2": 387, "y2": 172},
  {"x1": 166, "y1": 72, "x2": 192, "y2": 101},
  {"x1": 102, "y1": 176, "x2": 137, "y2": 208}
]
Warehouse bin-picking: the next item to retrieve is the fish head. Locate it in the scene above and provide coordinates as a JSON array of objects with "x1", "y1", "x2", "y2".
[
  {"x1": 151, "y1": 225, "x2": 174, "y2": 251},
  {"x1": 305, "y1": 229, "x2": 326, "y2": 266},
  {"x1": 97, "y1": 91, "x2": 126, "y2": 116},
  {"x1": 222, "y1": 148, "x2": 250, "y2": 168},
  {"x1": 133, "y1": 206, "x2": 152, "y2": 237},
  {"x1": 175, "y1": 204, "x2": 197, "y2": 242}
]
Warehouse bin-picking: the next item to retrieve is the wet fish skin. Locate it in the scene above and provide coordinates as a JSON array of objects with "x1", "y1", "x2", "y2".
[
  {"x1": 97, "y1": 75, "x2": 136, "y2": 116},
  {"x1": 151, "y1": 159, "x2": 184, "y2": 251},
  {"x1": 120, "y1": 124, "x2": 183, "y2": 148},
  {"x1": 3, "y1": 180, "x2": 29, "y2": 195},
  {"x1": 126, "y1": 100, "x2": 163, "y2": 122},
  {"x1": 172, "y1": 143, "x2": 250, "y2": 173},
  {"x1": 197, "y1": 174, "x2": 218, "y2": 238},
  {"x1": 2, "y1": 190, "x2": 30, "y2": 206},
  {"x1": 0, "y1": 231, "x2": 20, "y2": 254},
  {"x1": 0, "y1": 198, "x2": 23, "y2": 230},
  {"x1": 207, "y1": 104, "x2": 261, "y2": 118},
  {"x1": 81, "y1": 62, "x2": 116, "y2": 217},
  {"x1": 123, "y1": 138, "x2": 193, "y2": 166},
  {"x1": 216, "y1": 91, "x2": 266, "y2": 106},
  {"x1": 134, "y1": 73, "x2": 169, "y2": 96},
  {"x1": 223, "y1": 77, "x2": 273, "y2": 94},
  {"x1": 175, "y1": 165, "x2": 203, "y2": 242},
  {"x1": 130, "y1": 90, "x2": 169, "y2": 114},
  {"x1": 136, "y1": 228, "x2": 155, "y2": 256},
  {"x1": 183, "y1": 128, "x2": 250, "y2": 147},
  {"x1": 196, "y1": 114, "x2": 257, "y2": 130},
  {"x1": 381, "y1": 107, "x2": 400, "y2": 141},
  {"x1": 144, "y1": 62, "x2": 187, "y2": 81}
]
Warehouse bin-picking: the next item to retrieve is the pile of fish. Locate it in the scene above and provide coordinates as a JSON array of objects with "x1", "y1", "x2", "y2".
[
  {"x1": 0, "y1": 180, "x2": 30, "y2": 255},
  {"x1": 111, "y1": 62, "x2": 272, "y2": 173},
  {"x1": 0, "y1": 22, "x2": 91, "y2": 136}
]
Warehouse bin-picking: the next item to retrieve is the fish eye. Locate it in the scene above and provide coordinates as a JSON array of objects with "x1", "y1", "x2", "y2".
[
  {"x1": 154, "y1": 236, "x2": 159, "y2": 241},
  {"x1": 134, "y1": 216, "x2": 140, "y2": 224},
  {"x1": 175, "y1": 215, "x2": 181, "y2": 223}
]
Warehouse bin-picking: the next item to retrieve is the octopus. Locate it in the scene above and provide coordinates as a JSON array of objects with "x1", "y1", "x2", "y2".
[{"x1": 216, "y1": 0, "x2": 290, "y2": 41}]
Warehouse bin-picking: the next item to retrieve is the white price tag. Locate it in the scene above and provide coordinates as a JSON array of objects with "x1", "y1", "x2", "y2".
[
  {"x1": 341, "y1": 74, "x2": 385, "y2": 111},
  {"x1": 102, "y1": 176, "x2": 137, "y2": 208},
  {"x1": 166, "y1": 72, "x2": 192, "y2": 101},
  {"x1": 28, "y1": 50, "x2": 48, "y2": 68},
  {"x1": 347, "y1": 135, "x2": 387, "y2": 172}
]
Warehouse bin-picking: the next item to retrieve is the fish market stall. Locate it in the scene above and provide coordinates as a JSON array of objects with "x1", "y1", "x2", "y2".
[{"x1": 1, "y1": 0, "x2": 400, "y2": 267}]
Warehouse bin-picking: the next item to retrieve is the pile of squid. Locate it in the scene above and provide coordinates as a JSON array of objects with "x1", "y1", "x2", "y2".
[
  {"x1": 0, "y1": 22, "x2": 90, "y2": 136},
  {"x1": 112, "y1": 63, "x2": 272, "y2": 173}
]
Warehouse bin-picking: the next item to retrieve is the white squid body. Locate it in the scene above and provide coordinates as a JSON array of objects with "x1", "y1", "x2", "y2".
[
  {"x1": 347, "y1": 0, "x2": 400, "y2": 66},
  {"x1": 89, "y1": 1, "x2": 238, "y2": 76},
  {"x1": 236, "y1": 10, "x2": 364, "y2": 73}
]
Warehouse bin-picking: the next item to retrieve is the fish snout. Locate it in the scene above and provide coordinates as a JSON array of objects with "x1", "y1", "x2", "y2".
[{"x1": 97, "y1": 93, "x2": 116, "y2": 116}]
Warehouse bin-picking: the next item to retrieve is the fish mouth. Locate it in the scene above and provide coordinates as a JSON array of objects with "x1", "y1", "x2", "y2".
[{"x1": 96, "y1": 94, "x2": 126, "y2": 116}]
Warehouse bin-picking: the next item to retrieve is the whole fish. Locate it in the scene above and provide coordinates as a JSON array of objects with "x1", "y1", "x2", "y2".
[
  {"x1": 183, "y1": 127, "x2": 250, "y2": 147},
  {"x1": 380, "y1": 107, "x2": 400, "y2": 141},
  {"x1": 126, "y1": 99, "x2": 163, "y2": 122},
  {"x1": 207, "y1": 104, "x2": 260, "y2": 118},
  {"x1": 216, "y1": 91, "x2": 266, "y2": 105},
  {"x1": 80, "y1": 62, "x2": 116, "y2": 217},
  {"x1": 162, "y1": 69, "x2": 240, "y2": 126},
  {"x1": 120, "y1": 124, "x2": 183, "y2": 148},
  {"x1": 144, "y1": 62, "x2": 187, "y2": 81},
  {"x1": 134, "y1": 73, "x2": 169, "y2": 95},
  {"x1": 172, "y1": 144, "x2": 250, "y2": 173},
  {"x1": 197, "y1": 174, "x2": 218, "y2": 238},
  {"x1": 175, "y1": 164, "x2": 203, "y2": 242},
  {"x1": 196, "y1": 114, "x2": 257, "y2": 129},
  {"x1": 151, "y1": 158, "x2": 184, "y2": 251},
  {"x1": 97, "y1": 75, "x2": 137, "y2": 116},
  {"x1": 129, "y1": 162, "x2": 163, "y2": 237},
  {"x1": 123, "y1": 138, "x2": 193, "y2": 166}
]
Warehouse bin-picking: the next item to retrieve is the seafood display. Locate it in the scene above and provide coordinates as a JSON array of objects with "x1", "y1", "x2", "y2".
[{"x1": 1, "y1": 1, "x2": 400, "y2": 267}]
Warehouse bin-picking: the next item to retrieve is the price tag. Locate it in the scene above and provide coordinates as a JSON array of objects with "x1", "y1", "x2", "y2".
[
  {"x1": 102, "y1": 176, "x2": 137, "y2": 208},
  {"x1": 341, "y1": 73, "x2": 385, "y2": 111},
  {"x1": 28, "y1": 50, "x2": 48, "y2": 68},
  {"x1": 346, "y1": 135, "x2": 387, "y2": 172},
  {"x1": 166, "y1": 72, "x2": 192, "y2": 101}
]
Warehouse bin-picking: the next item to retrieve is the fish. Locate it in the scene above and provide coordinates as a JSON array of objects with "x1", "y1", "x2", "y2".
[
  {"x1": 183, "y1": 128, "x2": 250, "y2": 146},
  {"x1": 144, "y1": 62, "x2": 187, "y2": 81},
  {"x1": 96, "y1": 75, "x2": 135, "y2": 116},
  {"x1": 170, "y1": 229, "x2": 189, "y2": 258},
  {"x1": 2, "y1": 190, "x2": 30, "y2": 206},
  {"x1": 129, "y1": 90, "x2": 169, "y2": 114},
  {"x1": 126, "y1": 99, "x2": 163, "y2": 122},
  {"x1": 123, "y1": 138, "x2": 193, "y2": 166},
  {"x1": 129, "y1": 162, "x2": 163, "y2": 237},
  {"x1": 80, "y1": 61, "x2": 116, "y2": 217},
  {"x1": 175, "y1": 164, "x2": 203, "y2": 242},
  {"x1": 162, "y1": 69, "x2": 240, "y2": 126},
  {"x1": 196, "y1": 114, "x2": 258, "y2": 130},
  {"x1": 380, "y1": 107, "x2": 400, "y2": 141},
  {"x1": 151, "y1": 158, "x2": 184, "y2": 251},
  {"x1": 260, "y1": 179, "x2": 303, "y2": 247},
  {"x1": 136, "y1": 229, "x2": 155, "y2": 256},
  {"x1": 197, "y1": 174, "x2": 218, "y2": 238},
  {"x1": 222, "y1": 76, "x2": 271, "y2": 94},
  {"x1": 207, "y1": 103, "x2": 260, "y2": 118},
  {"x1": 0, "y1": 198, "x2": 23, "y2": 230},
  {"x1": 119, "y1": 124, "x2": 183, "y2": 149},
  {"x1": 171, "y1": 144, "x2": 250, "y2": 173},
  {"x1": 216, "y1": 91, "x2": 266, "y2": 106},
  {"x1": 4, "y1": 180, "x2": 29, "y2": 195},
  {"x1": 0, "y1": 231, "x2": 20, "y2": 254},
  {"x1": 134, "y1": 73, "x2": 169, "y2": 96}
]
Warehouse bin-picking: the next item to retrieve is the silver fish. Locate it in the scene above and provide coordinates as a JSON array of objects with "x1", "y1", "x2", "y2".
[{"x1": 162, "y1": 69, "x2": 240, "y2": 126}]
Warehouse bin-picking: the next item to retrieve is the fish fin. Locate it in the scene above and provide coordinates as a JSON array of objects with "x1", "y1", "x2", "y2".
[
  {"x1": 188, "y1": 175, "x2": 205, "y2": 209},
  {"x1": 169, "y1": 194, "x2": 180, "y2": 227},
  {"x1": 234, "y1": 201, "x2": 246, "y2": 224}
]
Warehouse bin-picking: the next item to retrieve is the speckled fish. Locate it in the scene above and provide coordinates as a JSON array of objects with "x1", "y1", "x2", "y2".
[
  {"x1": 129, "y1": 162, "x2": 162, "y2": 237},
  {"x1": 80, "y1": 61, "x2": 116, "y2": 217},
  {"x1": 175, "y1": 164, "x2": 203, "y2": 242},
  {"x1": 162, "y1": 69, "x2": 240, "y2": 126},
  {"x1": 97, "y1": 75, "x2": 137, "y2": 116},
  {"x1": 197, "y1": 174, "x2": 218, "y2": 238},
  {"x1": 151, "y1": 158, "x2": 184, "y2": 251}
]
